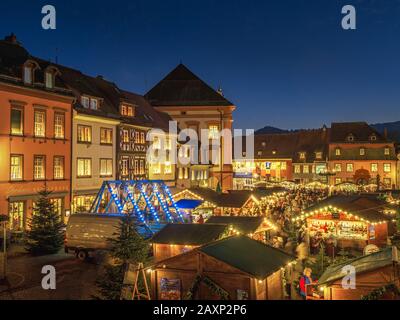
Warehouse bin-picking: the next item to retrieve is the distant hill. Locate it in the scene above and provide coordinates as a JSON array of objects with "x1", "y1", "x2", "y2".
[
  {"x1": 371, "y1": 121, "x2": 400, "y2": 143},
  {"x1": 255, "y1": 126, "x2": 288, "y2": 134},
  {"x1": 256, "y1": 121, "x2": 400, "y2": 143}
]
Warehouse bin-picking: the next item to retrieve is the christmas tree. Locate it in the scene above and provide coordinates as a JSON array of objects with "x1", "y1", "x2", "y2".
[
  {"x1": 95, "y1": 213, "x2": 149, "y2": 300},
  {"x1": 25, "y1": 189, "x2": 65, "y2": 255}
]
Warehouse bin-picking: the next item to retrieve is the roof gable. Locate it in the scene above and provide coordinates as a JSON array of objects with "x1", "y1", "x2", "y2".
[
  {"x1": 145, "y1": 64, "x2": 234, "y2": 107},
  {"x1": 150, "y1": 223, "x2": 227, "y2": 245}
]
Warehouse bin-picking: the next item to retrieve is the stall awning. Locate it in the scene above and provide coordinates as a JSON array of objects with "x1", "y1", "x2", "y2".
[{"x1": 175, "y1": 199, "x2": 203, "y2": 210}]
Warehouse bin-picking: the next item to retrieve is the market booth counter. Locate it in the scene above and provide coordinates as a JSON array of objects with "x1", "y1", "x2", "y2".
[
  {"x1": 150, "y1": 223, "x2": 228, "y2": 262},
  {"x1": 309, "y1": 247, "x2": 400, "y2": 300},
  {"x1": 294, "y1": 195, "x2": 394, "y2": 251},
  {"x1": 148, "y1": 235, "x2": 296, "y2": 300}
]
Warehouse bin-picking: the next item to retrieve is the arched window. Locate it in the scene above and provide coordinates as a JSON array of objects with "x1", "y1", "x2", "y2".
[{"x1": 369, "y1": 134, "x2": 377, "y2": 142}]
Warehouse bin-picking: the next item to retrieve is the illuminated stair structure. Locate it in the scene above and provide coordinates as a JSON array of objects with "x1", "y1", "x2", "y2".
[{"x1": 89, "y1": 180, "x2": 184, "y2": 237}]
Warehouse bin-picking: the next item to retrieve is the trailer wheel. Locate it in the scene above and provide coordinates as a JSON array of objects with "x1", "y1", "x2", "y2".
[{"x1": 76, "y1": 249, "x2": 88, "y2": 261}]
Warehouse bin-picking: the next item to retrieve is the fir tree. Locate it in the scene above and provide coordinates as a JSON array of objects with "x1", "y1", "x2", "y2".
[
  {"x1": 25, "y1": 189, "x2": 65, "y2": 255},
  {"x1": 95, "y1": 213, "x2": 149, "y2": 300}
]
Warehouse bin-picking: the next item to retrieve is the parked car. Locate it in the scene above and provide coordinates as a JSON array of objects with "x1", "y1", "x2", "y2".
[{"x1": 65, "y1": 213, "x2": 124, "y2": 260}]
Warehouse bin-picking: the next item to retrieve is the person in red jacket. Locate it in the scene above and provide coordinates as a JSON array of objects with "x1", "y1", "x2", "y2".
[{"x1": 299, "y1": 268, "x2": 313, "y2": 299}]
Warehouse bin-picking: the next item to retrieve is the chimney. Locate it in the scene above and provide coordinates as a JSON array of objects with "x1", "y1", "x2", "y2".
[
  {"x1": 384, "y1": 127, "x2": 388, "y2": 139},
  {"x1": 4, "y1": 33, "x2": 18, "y2": 44}
]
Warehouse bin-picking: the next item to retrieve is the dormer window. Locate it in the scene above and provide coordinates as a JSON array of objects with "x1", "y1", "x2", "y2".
[
  {"x1": 370, "y1": 134, "x2": 377, "y2": 142},
  {"x1": 261, "y1": 142, "x2": 266, "y2": 147},
  {"x1": 384, "y1": 147, "x2": 390, "y2": 155},
  {"x1": 90, "y1": 98, "x2": 98, "y2": 110},
  {"x1": 45, "y1": 72, "x2": 54, "y2": 88},
  {"x1": 272, "y1": 150, "x2": 277, "y2": 155},
  {"x1": 360, "y1": 148, "x2": 365, "y2": 156},
  {"x1": 299, "y1": 152, "x2": 306, "y2": 160},
  {"x1": 121, "y1": 104, "x2": 135, "y2": 117},
  {"x1": 81, "y1": 96, "x2": 98, "y2": 110},
  {"x1": 335, "y1": 148, "x2": 341, "y2": 156},
  {"x1": 24, "y1": 66, "x2": 33, "y2": 84},
  {"x1": 315, "y1": 152, "x2": 322, "y2": 159},
  {"x1": 346, "y1": 134, "x2": 354, "y2": 142}
]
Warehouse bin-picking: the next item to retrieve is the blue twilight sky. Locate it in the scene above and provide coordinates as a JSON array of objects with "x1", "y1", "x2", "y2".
[{"x1": 1, "y1": 0, "x2": 400, "y2": 130}]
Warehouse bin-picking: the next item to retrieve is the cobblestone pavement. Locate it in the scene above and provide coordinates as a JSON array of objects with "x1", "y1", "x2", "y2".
[{"x1": 0, "y1": 249, "x2": 100, "y2": 300}]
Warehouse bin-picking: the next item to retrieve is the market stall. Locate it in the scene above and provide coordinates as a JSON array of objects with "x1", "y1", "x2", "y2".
[
  {"x1": 148, "y1": 236, "x2": 296, "y2": 300},
  {"x1": 293, "y1": 195, "x2": 393, "y2": 251},
  {"x1": 205, "y1": 216, "x2": 277, "y2": 243}
]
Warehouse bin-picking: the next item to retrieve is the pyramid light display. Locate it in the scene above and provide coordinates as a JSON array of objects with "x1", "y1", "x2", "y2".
[{"x1": 89, "y1": 180, "x2": 184, "y2": 234}]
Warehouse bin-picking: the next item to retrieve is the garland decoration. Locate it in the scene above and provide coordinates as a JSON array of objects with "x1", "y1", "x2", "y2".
[
  {"x1": 184, "y1": 274, "x2": 230, "y2": 300},
  {"x1": 361, "y1": 284, "x2": 400, "y2": 300}
]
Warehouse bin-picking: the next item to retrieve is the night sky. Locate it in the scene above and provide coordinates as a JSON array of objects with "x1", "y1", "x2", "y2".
[{"x1": 1, "y1": 0, "x2": 400, "y2": 130}]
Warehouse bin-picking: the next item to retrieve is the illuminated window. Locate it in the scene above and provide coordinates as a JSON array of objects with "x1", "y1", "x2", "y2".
[
  {"x1": 9, "y1": 202, "x2": 24, "y2": 231},
  {"x1": 11, "y1": 108, "x2": 23, "y2": 135},
  {"x1": 134, "y1": 160, "x2": 139, "y2": 175},
  {"x1": 50, "y1": 198, "x2": 63, "y2": 216},
  {"x1": 294, "y1": 165, "x2": 300, "y2": 174},
  {"x1": 383, "y1": 163, "x2": 391, "y2": 173},
  {"x1": 77, "y1": 125, "x2": 92, "y2": 143},
  {"x1": 100, "y1": 159, "x2": 113, "y2": 177},
  {"x1": 77, "y1": 158, "x2": 92, "y2": 177},
  {"x1": 121, "y1": 157, "x2": 129, "y2": 176},
  {"x1": 141, "y1": 132, "x2": 145, "y2": 144},
  {"x1": 335, "y1": 148, "x2": 341, "y2": 156},
  {"x1": 152, "y1": 163, "x2": 161, "y2": 175},
  {"x1": 164, "y1": 162, "x2": 172, "y2": 174},
  {"x1": 303, "y1": 165, "x2": 309, "y2": 174},
  {"x1": 371, "y1": 163, "x2": 378, "y2": 173},
  {"x1": 54, "y1": 113, "x2": 65, "y2": 139},
  {"x1": 33, "y1": 155, "x2": 45, "y2": 180},
  {"x1": 54, "y1": 156, "x2": 64, "y2": 179},
  {"x1": 34, "y1": 110, "x2": 46, "y2": 137},
  {"x1": 100, "y1": 128, "x2": 113, "y2": 144},
  {"x1": 359, "y1": 148, "x2": 365, "y2": 156},
  {"x1": 315, "y1": 152, "x2": 322, "y2": 159},
  {"x1": 334, "y1": 163, "x2": 342, "y2": 172},
  {"x1": 335, "y1": 178, "x2": 342, "y2": 184},
  {"x1": 257, "y1": 151, "x2": 262, "y2": 156},
  {"x1": 384, "y1": 178, "x2": 391, "y2": 186},
  {"x1": 10, "y1": 155, "x2": 23, "y2": 181},
  {"x1": 73, "y1": 195, "x2": 95, "y2": 212},
  {"x1": 370, "y1": 134, "x2": 377, "y2": 141},
  {"x1": 121, "y1": 105, "x2": 134, "y2": 117},
  {"x1": 346, "y1": 163, "x2": 353, "y2": 172},
  {"x1": 153, "y1": 137, "x2": 161, "y2": 149},
  {"x1": 281, "y1": 162, "x2": 287, "y2": 170},
  {"x1": 135, "y1": 131, "x2": 140, "y2": 143},
  {"x1": 208, "y1": 125, "x2": 219, "y2": 140},
  {"x1": 384, "y1": 148, "x2": 390, "y2": 155},
  {"x1": 299, "y1": 152, "x2": 306, "y2": 160},
  {"x1": 165, "y1": 139, "x2": 172, "y2": 150},
  {"x1": 122, "y1": 129, "x2": 129, "y2": 143},
  {"x1": 139, "y1": 160, "x2": 145, "y2": 175}
]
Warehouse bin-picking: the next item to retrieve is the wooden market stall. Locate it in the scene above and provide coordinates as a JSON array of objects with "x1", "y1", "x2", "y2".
[
  {"x1": 205, "y1": 216, "x2": 277, "y2": 243},
  {"x1": 308, "y1": 247, "x2": 400, "y2": 300},
  {"x1": 294, "y1": 195, "x2": 395, "y2": 251},
  {"x1": 172, "y1": 188, "x2": 262, "y2": 217},
  {"x1": 149, "y1": 235, "x2": 296, "y2": 300},
  {"x1": 150, "y1": 223, "x2": 228, "y2": 262}
]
